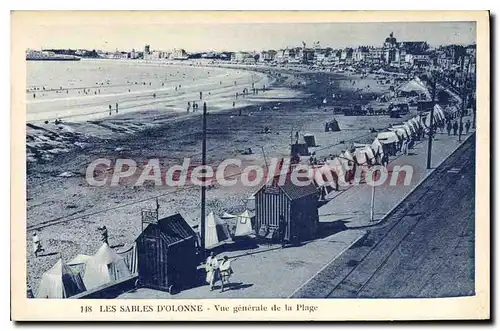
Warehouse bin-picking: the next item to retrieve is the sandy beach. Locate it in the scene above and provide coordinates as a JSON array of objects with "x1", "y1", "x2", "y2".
[{"x1": 26, "y1": 60, "x2": 409, "y2": 293}]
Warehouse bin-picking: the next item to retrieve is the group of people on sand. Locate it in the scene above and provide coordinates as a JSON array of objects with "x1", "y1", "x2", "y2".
[
  {"x1": 109, "y1": 103, "x2": 119, "y2": 115},
  {"x1": 205, "y1": 252, "x2": 234, "y2": 293},
  {"x1": 187, "y1": 101, "x2": 200, "y2": 113}
]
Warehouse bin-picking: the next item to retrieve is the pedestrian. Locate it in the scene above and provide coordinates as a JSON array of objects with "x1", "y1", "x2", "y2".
[
  {"x1": 33, "y1": 93, "x2": 36, "y2": 99},
  {"x1": 205, "y1": 252, "x2": 219, "y2": 291},
  {"x1": 108, "y1": 104, "x2": 112, "y2": 116},
  {"x1": 200, "y1": 91, "x2": 203, "y2": 100},
  {"x1": 402, "y1": 139, "x2": 408, "y2": 155},
  {"x1": 97, "y1": 225, "x2": 109, "y2": 245},
  {"x1": 32, "y1": 232, "x2": 45, "y2": 257},
  {"x1": 465, "y1": 120, "x2": 471, "y2": 134},
  {"x1": 446, "y1": 121, "x2": 452, "y2": 136},
  {"x1": 459, "y1": 121, "x2": 464, "y2": 135},
  {"x1": 453, "y1": 121, "x2": 459, "y2": 135},
  {"x1": 219, "y1": 256, "x2": 233, "y2": 293},
  {"x1": 382, "y1": 152, "x2": 389, "y2": 167},
  {"x1": 115, "y1": 102, "x2": 119, "y2": 113},
  {"x1": 232, "y1": 101, "x2": 235, "y2": 108},
  {"x1": 278, "y1": 215, "x2": 287, "y2": 248}
]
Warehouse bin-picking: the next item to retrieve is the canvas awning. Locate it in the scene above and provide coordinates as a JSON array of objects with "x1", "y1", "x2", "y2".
[
  {"x1": 234, "y1": 210, "x2": 253, "y2": 237},
  {"x1": 220, "y1": 212, "x2": 237, "y2": 219},
  {"x1": 376, "y1": 131, "x2": 399, "y2": 144}
]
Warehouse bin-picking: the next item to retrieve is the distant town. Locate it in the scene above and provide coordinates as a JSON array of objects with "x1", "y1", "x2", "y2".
[{"x1": 26, "y1": 32, "x2": 476, "y2": 74}]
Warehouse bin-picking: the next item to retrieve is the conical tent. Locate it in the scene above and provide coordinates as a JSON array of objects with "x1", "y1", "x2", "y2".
[
  {"x1": 36, "y1": 259, "x2": 86, "y2": 298},
  {"x1": 205, "y1": 212, "x2": 232, "y2": 249},
  {"x1": 67, "y1": 254, "x2": 91, "y2": 276},
  {"x1": 83, "y1": 243, "x2": 132, "y2": 290},
  {"x1": 234, "y1": 210, "x2": 253, "y2": 237}
]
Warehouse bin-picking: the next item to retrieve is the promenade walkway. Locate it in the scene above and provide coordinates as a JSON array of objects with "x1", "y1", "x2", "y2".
[
  {"x1": 319, "y1": 115, "x2": 474, "y2": 228},
  {"x1": 119, "y1": 116, "x2": 475, "y2": 299}
]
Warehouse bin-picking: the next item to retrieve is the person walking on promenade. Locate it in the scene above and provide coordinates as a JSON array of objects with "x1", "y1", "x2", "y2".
[
  {"x1": 453, "y1": 121, "x2": 459, "y2": 135},
  {"x1": 381, "y1": 151, "x2": 389, "y2": 167},
  {"x1": 97, "y1": 225, "x2": 109, "y2": 245},
  {"x1": 219, "y1": 256, "x2": 233, "y2": 293},
  {"x1": 205, "y1": 252, "x2": 219, "y2": 291},
  {"x1": 401, "y1": 139, "x2": 408, "y2": 155},
  {"x1": 465, "y1": 119, "x2": 471, "y2": 134},
  {"x1": 115, "y1": 103, "x2": 119, "y2": 114},
  {"x1": 200, "y1": 91, "x2": 203, "y2": 100},
  {"x1": 32, "y1": 232, "x2": 45, "y2": 257},
  {"x1": 459, "y1": 121, "x2": 464, "y2": 135},
  {"x1": 279, "y1": 215, "x2": 288, "y2": 249},
  {"x1": 108, "y1": 104, "x2": 112, "y2": 115},
  {"x1": 446, "y1": 121, "x2": 452, "y2": 136}
]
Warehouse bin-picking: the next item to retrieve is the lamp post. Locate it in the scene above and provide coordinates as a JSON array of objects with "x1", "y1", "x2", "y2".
[
  {"x1": 458, "y1": 60, "x2": 472, "y2": 142},
  {"x1": 426, "y1": 68, "x2": 439, "y2": 170},
  {"x1": 200, "y1": 102, "x2": 207, "y2": 260}
]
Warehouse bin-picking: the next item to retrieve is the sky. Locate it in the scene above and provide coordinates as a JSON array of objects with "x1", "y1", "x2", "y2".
[{"x1": 25, "y1": 22, "x2": 476, "y2": 52}]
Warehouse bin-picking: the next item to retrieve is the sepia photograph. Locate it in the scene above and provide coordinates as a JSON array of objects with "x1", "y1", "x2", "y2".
[{"x1": 10, "y1": 10, "x2": 490, "y2": 321}]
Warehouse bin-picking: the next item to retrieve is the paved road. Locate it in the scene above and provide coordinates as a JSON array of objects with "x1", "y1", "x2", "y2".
[{"x1": 292, "y1": 134, "x2": 475, "y2": 298}]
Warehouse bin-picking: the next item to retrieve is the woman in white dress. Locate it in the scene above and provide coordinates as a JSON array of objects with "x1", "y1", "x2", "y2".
[{"x1": 205, "y1": 252, "x2": 219, "y2": 291}]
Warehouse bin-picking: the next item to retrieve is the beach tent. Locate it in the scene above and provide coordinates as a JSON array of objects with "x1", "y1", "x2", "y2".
[
  {"x1": 377, "y1": 131, "x2": 399, "y2": 144},
  {"x1": 36, "y1": 259, "x2": 86, "y2": 298},
  {"x1": 205, "y1": 212, "x2": 232, "y2": 249},
  {"x1": 412, "y1": 117, "x2": 422, "y2": 129},
  {"x1": 67, "y1": 254, "x2": 91, "y2": 276},
  {"x1": 326, "y1": 157, "x2": 349, "y2": 181},
  {"x1": 390, "y1": 126, "x2": 409, "y2": 140},
  {"x1": 371, "y1": 138, "x2": 385, "y2": 163},
  {"x1": 434, "y1": 104, "x2": 446, "y2": 123},
  {"x1": 83, "y1": 243, "x2": 132, "y2": 290},
  {"x1": 405, "y1": 120, "x2": 417, "y2": 134},
  {"x1": 343, "y1": 150, "x2": 354, "y2": 162},
  {"x1": 371, "y1": 138, "x2": 384, "y2": 156},
  {"x1": 398, "y1": 78, "x2": 431, "y2": 99},
  {"x1": 234, "y1": 210, "x2": 253, "y2": 237},
  {"x1": 354, "y1": 146, "x2": 376, "y2": 166}
]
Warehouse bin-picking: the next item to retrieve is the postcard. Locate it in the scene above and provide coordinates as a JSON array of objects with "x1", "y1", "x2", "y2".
[{"x1": 11, "y1": 10, "x2": 490, "y2": 321}]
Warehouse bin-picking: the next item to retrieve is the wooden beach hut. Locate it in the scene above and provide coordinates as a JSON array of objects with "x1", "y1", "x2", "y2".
[
  {"x1": 133, "y1": 213, "x2": 199, "y2": 292},
  {"x1": 255, "y1": 174, "x2": 319, "y2": 244}
]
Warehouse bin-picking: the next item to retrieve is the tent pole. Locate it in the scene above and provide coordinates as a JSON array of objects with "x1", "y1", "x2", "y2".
[{"x1": 200, "y1": 102, "x2": 207, "y2": 261}]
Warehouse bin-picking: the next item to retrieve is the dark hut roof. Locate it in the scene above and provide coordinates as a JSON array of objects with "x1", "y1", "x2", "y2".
[
  {"x1": 280, "y1": 177, "x2": 318, "y2": 200},
  {"x1": 141, "y1": 213, "x2": 197, "y2": 247},
  {"x1": 258, "y1": 174, "x2": 318, "y2": 201}
]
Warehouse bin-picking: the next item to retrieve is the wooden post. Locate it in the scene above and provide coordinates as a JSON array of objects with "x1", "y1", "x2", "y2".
[{"x1": 370, "y1": 180, "x2": 375, "y2": 222}]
